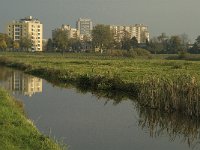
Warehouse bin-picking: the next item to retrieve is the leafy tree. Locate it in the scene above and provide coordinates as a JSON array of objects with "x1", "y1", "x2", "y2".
[
  {"x1": 53, "y1": 29, "x2": 69, "y2": 54},
  {"x1": 92, "y1": 24, "x2": 114, "y2": 50},
  {"x1": 189, "y1": 35, "x2": 200, "y2": 54},
  {"x1": 167, "y1": 36, "x2": 182, "y2": 53},
  {"x1": 46, "y1": 38, "x2": 54, "y2": 52},
  {"x1": 0, "y1": 40, "x2": 7, "y2": 51},
  {"x1": 19, "y1": 36, "x2": 32, "y2": 51},
  {"x1": 13, "y1": 41, "x2": 20, "y2": 51},
  {"x1": 121, "y1": 37, "x2": 131, "y2": 50},
  {"x1": 180, "y1": 33, "x2": 190, "y2": 51},
  {"x1": 147, "y1": 37, "x2": 163, "y2": 54},
  {"x1": 130, "y1": 37, "x2": 138, "y2": 48},
  {"x1": 69, "y1": 38, "x2": 82, "y2": 52},
  {"x1": 0, "y1": 33, "x2": 13, "y2": 50}
]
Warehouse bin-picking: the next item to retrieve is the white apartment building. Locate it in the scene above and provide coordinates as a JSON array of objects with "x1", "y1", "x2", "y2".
[
  {"x1": 52, "y1": 24, "x2": 80, "y2": 39},
  {"x1": 110, "y1": 24, "x2": 150, "y2": 43},
  {"x1": 76, "y1": 18, "x2": 93, "y2": 41},
  {"x1": 7, "y1": 16, "x2": 43, "y2": 51}
]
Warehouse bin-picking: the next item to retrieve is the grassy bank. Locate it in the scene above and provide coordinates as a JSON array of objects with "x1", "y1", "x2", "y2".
[
  {"x1": 1, "y1": 52, "x2": 200, "y2": 117},
  {"x1": 0, "y1": 88, "x2": 64, "y2": 150}
]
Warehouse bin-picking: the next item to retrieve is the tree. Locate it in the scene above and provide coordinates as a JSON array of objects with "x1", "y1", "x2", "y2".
[
  {"x1": 92, "y1": 24, "x2": 114, "y2": 51},
  {"x1": 189, "y1": 35, "x2": 200, "y2": 54},
  {"x1": 0, "y1": 40, "x2": 7, "y2": 51},
  {"x1": 167, "y1": 36, "x2": 182, "y2": 53},
  {"x1": 19, "y1": 36, "x2": 32, "y2": 51},
  {"x1": 147, "y1": 38, "x2": 162, "y2": 54},
  {"x1": 130, "y1": 37, "x2": 138, "y2": 48},
  {"x1": 178, "y1": 33, "x2": 190, "y2": 52},
  {"x1": 46, "y1": 38, "x2": 54, "y2": 52},
  {"x1": 121, "y1": 37, "x2": 131, "y2": 50},
  {"x1": 0, "y1": 33, "x2": 13, "y2": 50},
  {"x1": 13, "y1": 41, "x2": 20, "y2": 51},
  {"x1": 69, "y1": 38, "x2": 82, "y2": 52},
  {"x1": 52, "y1": 29, "x2": 69, "y2": 54}
]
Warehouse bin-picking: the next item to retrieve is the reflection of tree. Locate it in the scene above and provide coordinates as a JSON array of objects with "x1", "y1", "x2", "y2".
[{"x1": 137, "y1": 106, "x2": 200, "y2": 149}]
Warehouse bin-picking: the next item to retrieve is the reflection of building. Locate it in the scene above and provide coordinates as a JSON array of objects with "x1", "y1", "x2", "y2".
[
  {"x1": 110, "y1": 24, "x2": 150, "y2": 43},
  {"x1": 76, "y1": 18, "x2": 93, "y2": 41},
  {"x1": 1, "y1": 71, "x2": 42, "y2": 97},
  {"x1": 6, "y1": 16, "x2": 43, "y2": 51}
]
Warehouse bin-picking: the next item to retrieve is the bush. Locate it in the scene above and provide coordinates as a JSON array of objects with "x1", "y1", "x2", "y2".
[
  {"x1": 129, "y1": 48, "x2": 151, "y2": 58},
  {"x1": 107, "y1": 48, "x2": 151, "y2": 58},
  {"x1": 178, "y1": 51, "x2": 189, "y2": 59}
]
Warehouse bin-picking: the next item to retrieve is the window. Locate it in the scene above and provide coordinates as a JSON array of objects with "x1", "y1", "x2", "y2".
[{"x1": 15, "y1": 36, "x2": 20, "y2": 40}]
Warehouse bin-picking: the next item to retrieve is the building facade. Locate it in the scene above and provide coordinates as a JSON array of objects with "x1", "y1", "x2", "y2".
[
  {"x1": 76, "y1": 18, "x2": 93, "y2": 41},
  {"x1": 7, "y1": 16, "x2": 43, "y2": 51},
  {"x1": 110, "y1": 24, "x2": 150, "y2": 43},
  {"x1": 52, "y1": 24, "x2": 80, "y2": 39}
]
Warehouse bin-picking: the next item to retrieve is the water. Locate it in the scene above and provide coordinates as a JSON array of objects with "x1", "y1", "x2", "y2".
[{"x1": 0, "y1": 66, "x2": 199, "y2": 150}]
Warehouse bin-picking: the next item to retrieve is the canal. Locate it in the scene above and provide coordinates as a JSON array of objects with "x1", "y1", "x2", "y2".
[{"x1": 0, "y1": 66, "x2": 199, "y2": 150}]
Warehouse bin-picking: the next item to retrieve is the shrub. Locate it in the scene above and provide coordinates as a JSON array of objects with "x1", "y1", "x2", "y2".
[{"x1": 107, "y1": 48, "x2": 151, "y2": 58}]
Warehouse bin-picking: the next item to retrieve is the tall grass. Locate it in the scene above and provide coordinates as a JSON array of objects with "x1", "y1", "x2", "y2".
[
  {"x1": 138, "y1": 75, "x2": 200, "y2": 117},
  {"x1": 0, "y1": 88, "x2": 65, "y2": 150},
  {"x1": 1, "y1": 52, "x2": 200, "y2": 117}
]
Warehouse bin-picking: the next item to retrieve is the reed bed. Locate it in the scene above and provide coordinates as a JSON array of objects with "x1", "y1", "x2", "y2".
[{"x1": 1, "y1": 52, "x2": 200, "y2": 117}]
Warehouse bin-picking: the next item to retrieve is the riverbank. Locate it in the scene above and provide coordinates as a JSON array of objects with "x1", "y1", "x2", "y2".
[
  {"x1": 0, "y1": 88, "x2": 64, "y2": 150},
  {"x1": 1, "y1": 52, "x2": 200, "y2": 117}
]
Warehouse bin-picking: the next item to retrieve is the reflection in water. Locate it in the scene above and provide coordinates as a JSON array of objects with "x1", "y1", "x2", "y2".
[
  {"x1": 1, "y1": 67, "x2": 200, "y2": 149},
  {"x1": 63, "y1": 79, "x2": 200, "y2": 149},
  {"x1": 137, "y1": 106, "x2": 200, "y2": 149},
  {"x1": 0, "y1": 67, "x2": 42, "y2": 97}
]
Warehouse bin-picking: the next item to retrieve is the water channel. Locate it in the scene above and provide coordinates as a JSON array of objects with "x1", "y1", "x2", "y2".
[{"x1": 0, "y1": 66, "x2": 200, "y2": 150}]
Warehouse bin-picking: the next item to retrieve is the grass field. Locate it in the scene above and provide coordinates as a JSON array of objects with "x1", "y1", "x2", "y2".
[
  {"x1": 0, "y1": 88, "x2": 64, "y2": 150},
  {"x1": 1, "y1": 52, "x2": 200, "y2": 117}
]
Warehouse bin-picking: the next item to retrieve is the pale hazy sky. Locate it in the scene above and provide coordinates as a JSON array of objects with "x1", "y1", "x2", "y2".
[{"x1": 1, "y1": 0, "x2": 200, "y2": 41}]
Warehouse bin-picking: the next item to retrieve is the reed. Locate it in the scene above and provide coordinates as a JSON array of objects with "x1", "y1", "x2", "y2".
[
  {"x1": 1, "y1": 52, "x2": 200, "y2": 117},
  {"x1": 138, "y1": 75, "x2": 200, "y2": 117}
]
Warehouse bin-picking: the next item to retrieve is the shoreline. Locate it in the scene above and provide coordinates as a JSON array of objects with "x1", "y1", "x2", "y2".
[
  {"x1": 0, "y1": 52, "x2": 200, "y2": 118},
  {"x1": 0, "y1": 88, "x2": 64, "y2": 150}
]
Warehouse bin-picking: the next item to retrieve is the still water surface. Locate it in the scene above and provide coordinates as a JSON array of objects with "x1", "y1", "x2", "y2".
[{"x1": 0, "y1": 66, "x2": 199, "y2": 150}]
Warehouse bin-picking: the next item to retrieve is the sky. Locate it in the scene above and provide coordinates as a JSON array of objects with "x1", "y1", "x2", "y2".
[{"x1": 1, "y1": 0, "x2": 200, "y2": 42}]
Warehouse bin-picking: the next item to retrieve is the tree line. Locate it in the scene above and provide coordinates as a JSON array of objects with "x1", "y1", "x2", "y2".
[
  {"x1": 48, "y1": 25, "x2": 200, "y2": 54},
  {"x1": 1, "y1": 24, "x2": 200, "y2": 54},
  {"x1": 0, "y1": 33, "x2": 32, "y2": 51}
]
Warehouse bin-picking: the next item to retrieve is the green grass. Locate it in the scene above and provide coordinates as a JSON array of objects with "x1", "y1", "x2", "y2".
[
  {"x1": 0, "y1": 88, "x2": 64, "y2": 150},
  {"x1": 1, "y1": 52, "x2": 200, "y2": 117}
]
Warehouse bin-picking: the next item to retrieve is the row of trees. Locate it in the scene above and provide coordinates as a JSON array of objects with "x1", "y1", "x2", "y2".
[
  {"x1": 46, "y1": 29, "x2": 88, "y2": 53},
  {"x1": 146, "y1": 33, "x2": 191, "y2": 54},
  {"x1": 2, "y1": 25, "x2": 200, "y2": 54},
  {"x1": 0, "y1": 33, "x2": 32, "y2": 51},
  {"x1": 47, "y1": 24, "x2": 140, "y2": 52}
]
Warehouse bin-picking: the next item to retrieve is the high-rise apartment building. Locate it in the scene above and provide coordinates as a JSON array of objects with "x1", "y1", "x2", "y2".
[
  {"x1": 76, "y1": 18, "x2": 93, "y2": 40},
  {"x1": 7, "y1": 16, "x2": 43, "y2": 51},
  {"x1": 52, "y1": 24, "x2": 80, "y2": 39},
  {"x1": 110, "y1": 24, "x2": 150, "y2": 43}
]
